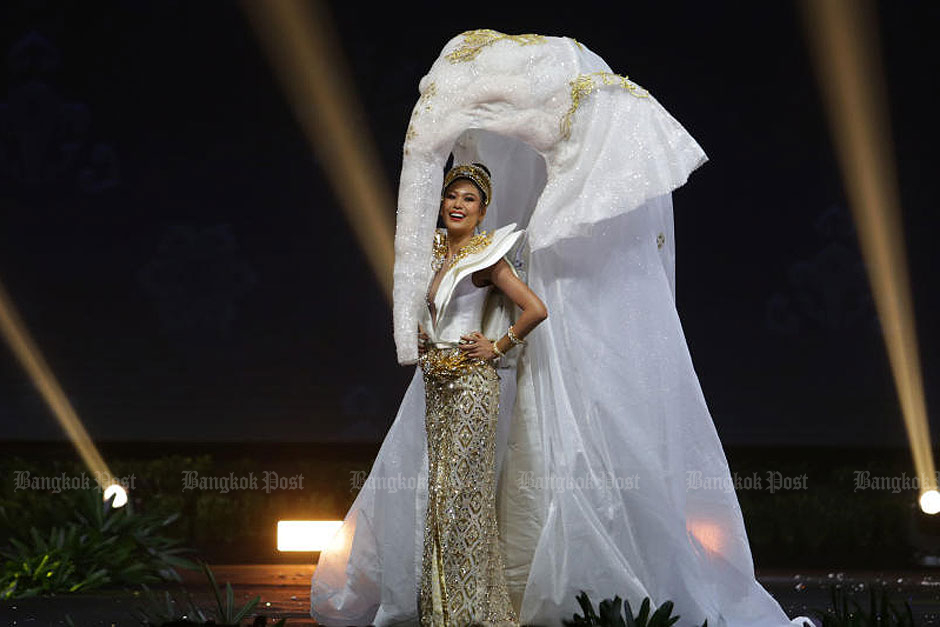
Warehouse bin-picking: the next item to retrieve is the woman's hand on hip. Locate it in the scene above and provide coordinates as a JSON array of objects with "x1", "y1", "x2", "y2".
[{"x1": 458, "y1": 331, "x2": 497, "y2": 361}]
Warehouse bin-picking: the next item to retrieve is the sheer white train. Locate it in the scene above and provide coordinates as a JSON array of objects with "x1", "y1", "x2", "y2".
[{"x1": 311, "y1": 30, "x2": 814, "y2": 627}]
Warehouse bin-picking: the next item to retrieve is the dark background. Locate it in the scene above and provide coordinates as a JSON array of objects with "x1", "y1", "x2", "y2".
[{"x1": 0, "y1": 1, "x2": 936, "y2": 446}]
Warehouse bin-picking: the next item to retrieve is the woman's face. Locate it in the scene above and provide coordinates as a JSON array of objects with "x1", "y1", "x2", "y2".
[{"x1": 440, "y1": 179, "x2": 486, "y2": 235}]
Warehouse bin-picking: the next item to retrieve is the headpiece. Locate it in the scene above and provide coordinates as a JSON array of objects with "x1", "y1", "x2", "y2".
[{"x1": 442, "y1": 163, "x2": 492, "y2": 207}]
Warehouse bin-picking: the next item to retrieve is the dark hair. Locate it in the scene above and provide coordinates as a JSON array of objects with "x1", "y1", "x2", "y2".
[
  {"x1": 471, "y1": 162, "x2": 491, "y2": 177},
  {"x1": 442, "y1": 154, "x2": 492, "y2": 180}
]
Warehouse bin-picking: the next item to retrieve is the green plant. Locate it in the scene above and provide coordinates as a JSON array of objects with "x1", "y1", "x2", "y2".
[
  {"x1": 201, "y1": 560, "x2": 263, "y2": 625},
  {"x1": 0, "y1": 488, "x2": 197, "y2": 599},
  {"x1": 810, "y1": 583, "x2": 915, "y2": 627},
  {"x1": 0, "y1": 545, "x2": 108, "y2": 598},
  {"x1": 131, "y1": 562, "x2": 286, "y2": 626},
  {"x1": 563, "y1": 590, "x2": 699, "y2": 627},
  {"x1": 132, "y1": 583, "x2": 209, "y2": 625}
]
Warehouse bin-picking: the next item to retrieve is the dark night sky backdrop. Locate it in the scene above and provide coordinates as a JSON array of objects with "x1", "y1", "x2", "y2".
[{"x1": 0, "y1": 1, "x2": 937, "y2": 445}]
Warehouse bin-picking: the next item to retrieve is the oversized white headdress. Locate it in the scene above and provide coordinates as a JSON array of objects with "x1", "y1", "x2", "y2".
[{"x1": 393, "y1": 29, "x2": 706, "y2": 365}]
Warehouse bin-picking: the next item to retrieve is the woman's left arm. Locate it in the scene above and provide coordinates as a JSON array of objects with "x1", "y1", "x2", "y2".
[{"x1": 460, "y1": 258, "x2": 548, "y2": 360}]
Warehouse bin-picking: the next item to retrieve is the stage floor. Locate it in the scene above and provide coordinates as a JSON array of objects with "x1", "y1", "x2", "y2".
[{"x1": 2, "y1": 565, "x2": 940, "y2": 625}]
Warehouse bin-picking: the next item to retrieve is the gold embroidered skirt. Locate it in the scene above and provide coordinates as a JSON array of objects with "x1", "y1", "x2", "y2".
[{"x1": 418, "y1": 346, "x2": 518, "y2": 627}]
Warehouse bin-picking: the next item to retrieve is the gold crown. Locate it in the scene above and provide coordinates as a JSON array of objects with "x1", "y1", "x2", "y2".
[{"x1": 442, "y1": 163, "x2": 492, "y2": 206}]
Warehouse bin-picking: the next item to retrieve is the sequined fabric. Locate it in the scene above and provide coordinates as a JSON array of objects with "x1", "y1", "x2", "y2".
[{"x1": 419, "y1": 345, "x2": 518, "y2": 627}]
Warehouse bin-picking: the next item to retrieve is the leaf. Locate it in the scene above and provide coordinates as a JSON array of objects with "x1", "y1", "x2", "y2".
[
  {"x1": 201, "y1": 560, "x2": 226, "y2": 615},
  {"x1": 231, "y1": 595, "x2": 261, "y2": 623},
  {"x1": 623, "y1": 596, "x2": 636, "y2": 627},
  {"x1": 648, "y1": 600, "x2": 676, "y2": 627},
  {"x1": 598, "y1": 596, "x2": 626, "y2": 627},
  {"x1": 225, "y1": 581, "x2": 235, "y2": 619},
  {"x1": 636, "y1": 597, "x2": 650, "y2": 627}
]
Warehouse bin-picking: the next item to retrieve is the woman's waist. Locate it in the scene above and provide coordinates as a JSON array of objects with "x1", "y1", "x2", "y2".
[
  {"x1": 426, "y1": 327, "x2": 484, "y2": 347},
  {"x1": 419, "y1": 343, "x2": 493, "y2": 378}
]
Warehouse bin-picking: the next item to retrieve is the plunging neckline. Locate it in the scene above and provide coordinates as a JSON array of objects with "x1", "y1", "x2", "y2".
[
  {"x1": 426, "y1": 232, "x2": 479, "y2": 327},
  {"x1": 425, "y1": 258, "x2": 455, "y2": 328}
]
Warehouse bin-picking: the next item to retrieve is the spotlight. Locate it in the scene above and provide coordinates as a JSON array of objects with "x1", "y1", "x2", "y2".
[
  {"x1": 102, "y1": 483, "x2": 128, "y2": 508},
  {"x1": 277, "y1": 520, "x2": 343, "y2": 552},
  {"x1": 920, "y1": 490, "x2": 940, "y2": 515}
]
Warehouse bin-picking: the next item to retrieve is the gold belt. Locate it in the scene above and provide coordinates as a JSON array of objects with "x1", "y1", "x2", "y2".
[{"x1": 419, "y1": 345, "x2": 490, "y2": 378}]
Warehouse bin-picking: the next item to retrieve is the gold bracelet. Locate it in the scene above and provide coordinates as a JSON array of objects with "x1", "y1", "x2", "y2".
[
  {"x1": 491, "y1": 338, "x2": 504, "y2": 358},
  {"x1": 507, "y1": 325, "x2": 525, "y2": 346}
]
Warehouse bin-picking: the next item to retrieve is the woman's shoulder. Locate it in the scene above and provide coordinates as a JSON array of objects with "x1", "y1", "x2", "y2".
[
  {"x1": 480, "y1": 223, "x2": 524, "y2": 253},
  {"x1": 460, "y1": 224, "x2": 525, "y2": 272}
]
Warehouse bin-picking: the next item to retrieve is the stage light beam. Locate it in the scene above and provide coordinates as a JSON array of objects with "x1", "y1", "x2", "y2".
[
  {"x1": 241, "y1": 0, "x2": 395, "y2": 303},
  {"x1": 0, "y1": 276, "x2": 122, "y2": 505},
  {"x1": 801, "y1": 0, "x2": 936, "y2": 505}
]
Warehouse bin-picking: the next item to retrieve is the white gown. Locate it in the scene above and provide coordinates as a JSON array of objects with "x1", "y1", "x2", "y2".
[{"x1": 311, "y1": 30, "x2": 814, "y2": 627}]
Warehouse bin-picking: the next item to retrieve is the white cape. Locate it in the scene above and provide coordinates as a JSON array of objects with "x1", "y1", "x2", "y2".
[{"x1": 312, "y1": 30, "x2": 813, "y2": 627}]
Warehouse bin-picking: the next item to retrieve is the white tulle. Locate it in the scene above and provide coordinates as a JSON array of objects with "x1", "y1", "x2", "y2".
[{"x1": 311, "y1": 30, "x2": 813, "y2": 627}]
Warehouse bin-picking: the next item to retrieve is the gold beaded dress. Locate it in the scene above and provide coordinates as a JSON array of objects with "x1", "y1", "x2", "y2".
[{"x1": 417, "y1": 224, "x2": 524, "y2": 627}]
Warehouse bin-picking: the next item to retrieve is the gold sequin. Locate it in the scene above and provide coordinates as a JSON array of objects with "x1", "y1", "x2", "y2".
[
  {"x1": 419, "y1": 346, "x2": 518, "y2": 627},
  {"x1": 446, "y1": 29, "x2": 546, "y2": 63},
  {"x1": 561, "y1": 71, "x2": 651, "y2": 140},
  {"x1": 419, "y1": 345, "x2": 489, "y2": 378},
  {"x1": 405, "y1": 82, "x2": 437, "y2": 155},
  {"x1": 420, "y1": 82, "x2": 438, "y2": 112},
  {"x1": 431, "y1": 229, "x2": 493, "y2": 273}
]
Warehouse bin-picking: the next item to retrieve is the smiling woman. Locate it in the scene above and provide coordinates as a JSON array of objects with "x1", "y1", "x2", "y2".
[{"x1": 414, "y1": 161, "x2": 547, "y2": 626}]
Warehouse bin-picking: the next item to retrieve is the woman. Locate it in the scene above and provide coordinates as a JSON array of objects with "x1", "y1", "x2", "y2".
[
  {"x1": 416, "y1": 161, "x2": 547, "y2": 627},
  {"x1": 313, "y1": 30, "x2": 814, "y2": 627}
]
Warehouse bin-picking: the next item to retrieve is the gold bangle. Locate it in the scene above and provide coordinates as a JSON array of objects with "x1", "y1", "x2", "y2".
[
  {"x1": 507, "y1": 325, "x2": 525, "y2": 346},
  {"x1": 491, "y1": 338, "x2": 504, "y2": 358}
]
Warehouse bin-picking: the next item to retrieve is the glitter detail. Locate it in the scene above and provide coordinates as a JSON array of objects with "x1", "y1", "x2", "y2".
[
  {"x1": 561, "y1": 72, "x2": 651, "y2": 140},
  {"x1": 431, "y1": 229, "x2": 492, "y2": 273},
  {"x1": 444, "y1": 163, "x2": 493, "y2": 207},
  {"x1": 405, "y1": 82, "x2": 437, "y2": 155},
  {"x1": 419, "y1": 346, "x2": 518, "y2": 627},
  {"x1": 446, "y1": 29, "x2": 546, "y2": 63},
  {"x1": 418, "y1": 343, "x2": 490, "y2": 378}
]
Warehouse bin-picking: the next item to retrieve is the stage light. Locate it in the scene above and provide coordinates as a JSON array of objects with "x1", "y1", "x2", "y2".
[
  {"x1": 103, "y1": 483, "x2": 128, "y2": 508},
  {"x1": 277, "y1": 520, "x2": 343, "y2": 552},
  {"x1": 0, "y1": 277, "x2": 119, "y2": 495},
  {"x1": 241, "y1": 0, "x2": 395, "y2": 303},
  {"x1": 920, "y1": 491, "x2": 940, "y2": 515},
  {"x1": 801, "y1": 0, "x2": 936, "y2": 500},
  {"x1": 687, "y1": 520, "x2": 723, "y2": 554}
]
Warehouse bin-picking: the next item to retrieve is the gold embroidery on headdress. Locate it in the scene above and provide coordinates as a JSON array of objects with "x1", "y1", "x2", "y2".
[
  {"x1": 404, "y1": 82, "x2": 437, "y2": 155},
  {"x1": 446, "y1": 29, "x2": 546, "y2": 63},
  {"x1": 561, "y1": 72, "x2": 651, "y2": 140}
]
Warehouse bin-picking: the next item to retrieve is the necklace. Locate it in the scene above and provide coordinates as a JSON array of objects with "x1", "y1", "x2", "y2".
[
  {"x1": 426, "y1": 229, "x2": 492, "y2": 314},
  {"x1": 431, "y1": 229, "x2": 491, "y2": 272}
]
